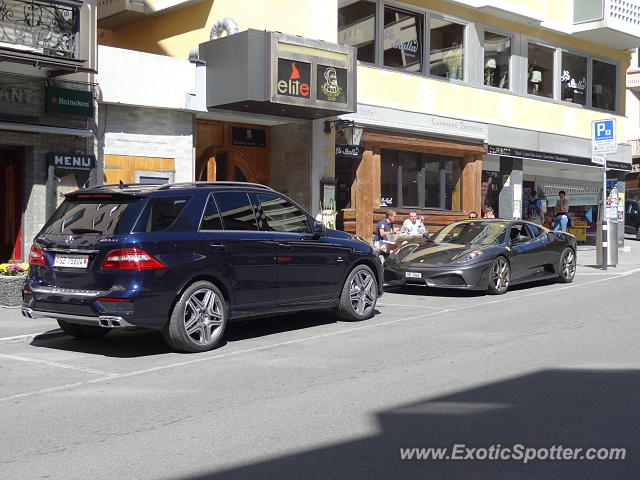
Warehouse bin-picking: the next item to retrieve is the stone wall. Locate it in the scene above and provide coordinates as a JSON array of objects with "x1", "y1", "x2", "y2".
[
  {"x1": 100, "y1": 104, "x2": 194, "y2": 182},
  {"x1": 270, "y1": 122, "x2": 311, "y2": 210}
]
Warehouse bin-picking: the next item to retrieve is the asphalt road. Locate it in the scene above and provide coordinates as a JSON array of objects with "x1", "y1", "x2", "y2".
[{"x1": 2, "y1": 264, "x2": 640, "y2": 479}]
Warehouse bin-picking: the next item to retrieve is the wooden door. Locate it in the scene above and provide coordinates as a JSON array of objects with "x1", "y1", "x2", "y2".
[
  {"x1": 104, "y1": 155, "x2": 175, "y2": 185},
  {"x1": 201, "y1": 149, "x2": 257, "y2": 183},
  {"x1": 0, "y1": 149, "x2": 22, "y2": 261}
]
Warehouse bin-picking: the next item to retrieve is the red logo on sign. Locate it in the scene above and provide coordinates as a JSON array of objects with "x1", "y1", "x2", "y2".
[{"x1": 289, "y1": 62, "x2": 300, "y2": 80}]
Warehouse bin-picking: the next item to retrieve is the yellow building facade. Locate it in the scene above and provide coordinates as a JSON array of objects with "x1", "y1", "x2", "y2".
[{"x1": 97, "y1": 0, "x2": 639, "y2": 240}]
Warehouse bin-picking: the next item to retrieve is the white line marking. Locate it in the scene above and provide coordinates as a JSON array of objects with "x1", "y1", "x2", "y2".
[
  {"x1": 2, "y1": 266, "x2": 640, "y2": 403},
  {"x1": 0, "y1": 330, "x2": 62, "y2": 344},
  {"x1": 377, "y1": 303, "x2": 446, "y2": 310},
  {"x1": 0, "y1": 353, "x2": 116, "y2": 377}
]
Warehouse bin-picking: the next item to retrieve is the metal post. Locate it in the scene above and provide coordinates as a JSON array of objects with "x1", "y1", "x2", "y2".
[{"x1": 602, "y1": 155, "x2": 607, "y2": 271}]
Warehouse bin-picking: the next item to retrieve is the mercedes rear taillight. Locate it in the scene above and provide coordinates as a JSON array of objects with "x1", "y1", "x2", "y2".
[
  {"x1": 101, "y1": 248, "x2": 167, "y2": 270},
  {"x1": 29, "y1": 244, "x2": 46, "y2": 266}
]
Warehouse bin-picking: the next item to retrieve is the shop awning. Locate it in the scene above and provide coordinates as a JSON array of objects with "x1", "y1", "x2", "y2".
[{"x1": 0, "y1": 121, "x2": 93, "y2": 137}]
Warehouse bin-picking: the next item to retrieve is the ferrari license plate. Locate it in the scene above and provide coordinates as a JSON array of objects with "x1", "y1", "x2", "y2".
[
  {"x1": 53, "y1": 254, "x2": 89, "y2": 269},
  {"x1": 405, "y1": 272, "x2": 422, "y2": 279}
]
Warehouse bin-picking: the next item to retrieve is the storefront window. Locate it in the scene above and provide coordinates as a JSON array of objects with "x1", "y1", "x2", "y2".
[
  {"x1": 527, "y1": 43, "x2": 554, "y2": 98},
  {"x1": 561, "y1": 52, "x2": 587, "y2": 105},
  {"x1": 430, "y1": 18, "x2": 465, "y2": 80},
  {"x1": 381, "y1": 149, "x2": 462, "y2": 210},
  {"x1": 383, "y1": 6, "x2": 423, "y2": 72},
  {"x1": 338, "y1": 0, "x2": 376, "y2": 63},
  {"x1": 484, "y1": 31, "x2": 510, "y2": 89},
  {"x1": 592, "y1": 59, "x2": 616, "y2": 112}
]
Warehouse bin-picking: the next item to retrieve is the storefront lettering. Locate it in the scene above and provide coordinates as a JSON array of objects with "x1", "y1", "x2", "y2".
[
  {"x1": 47, "y1": 154, "x2": 96, "y2": 169},
  {"x1": 0, "y1": 86, "x2": 32, "y2": 104},
  {"x1": 55, "y1": 155, "x2": 91, "y2": 168},
  {"x1": 393, "y1": 39, "x2": 419, "y2": 53},
  {"x1": 561, "y1": 70, "x2": 586, "y2": 92},
  {"x1": 277, "y1": 60, "x2": 310, "y2": 98},
  {"x1": 430, "y1": 117, "x2": 484, "y2": 134}
]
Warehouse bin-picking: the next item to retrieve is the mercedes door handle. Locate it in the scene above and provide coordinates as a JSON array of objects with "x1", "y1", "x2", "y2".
[
  {"x1": 277, "y1": 243, "x2": 293, "y2": 250},
  {"x1": 209, "y1": 243, "x2": 227, "y2": 251}
]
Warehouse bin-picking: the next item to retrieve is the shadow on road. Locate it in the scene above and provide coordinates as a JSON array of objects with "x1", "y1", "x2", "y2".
[
  {"x1": 28, "y1": 308, "x2": 374, "y2": 357},
  {"x1": 176, "y1": 369, "x2": 639, "y2": 479},
  {"x1": 385, "y1": 277, "x2": 557, "y2": 297}
]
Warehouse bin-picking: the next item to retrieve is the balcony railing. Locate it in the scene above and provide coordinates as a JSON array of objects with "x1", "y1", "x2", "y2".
[
  {"x1": 0, "y1": 0, "x2": 80, "y2": 59},
  {"x1": 630, "y1": 139, "x2": 640, "y2": 157},
  {"x1": 571, "y1": 0, "x2": 640, "y2": 49}
]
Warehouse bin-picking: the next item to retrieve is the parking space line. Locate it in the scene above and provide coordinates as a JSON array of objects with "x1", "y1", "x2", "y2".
[
  {"x1": 2, "y1": 266, "x2": 640, "y2": 403},
  {"x1": 377, "y1": 303, "x2": 447, "y2": 310},
  {"x1": 0, "y1": 353, "x2": 117, "y2": 377},
  {"x1": 0, "y1": 330, "x2": 63, "y2": 345}
]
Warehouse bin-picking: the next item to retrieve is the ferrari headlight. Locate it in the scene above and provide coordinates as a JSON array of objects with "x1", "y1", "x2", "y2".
[{"x1": 453, "y1": 250, "x2": 484, "y2": 263}]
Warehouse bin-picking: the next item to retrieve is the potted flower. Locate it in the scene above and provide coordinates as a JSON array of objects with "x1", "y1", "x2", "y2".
[
  {"x1": 442, "y1": 42, "x2": 463, "y2": 80},
  {"x1": 316, "y1": 200, "x2": 337, "y2": 230},
  {"x1": 0, "y1": 263, "x2": 29, "y2": 307}
]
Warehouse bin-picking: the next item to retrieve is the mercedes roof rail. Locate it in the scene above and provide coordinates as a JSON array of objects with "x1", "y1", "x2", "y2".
[{"x1": 156, "y1": 181, "x2": 275, "y2": 191}]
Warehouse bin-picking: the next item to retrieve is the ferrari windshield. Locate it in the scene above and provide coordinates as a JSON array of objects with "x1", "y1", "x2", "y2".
[{"x1": 433, "y1": 221, "x2": 509, "y2": 245}]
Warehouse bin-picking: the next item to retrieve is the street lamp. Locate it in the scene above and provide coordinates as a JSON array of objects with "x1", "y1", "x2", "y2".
[{"x1": 324, "y1": 119, "x2": 363, "y2": 146}]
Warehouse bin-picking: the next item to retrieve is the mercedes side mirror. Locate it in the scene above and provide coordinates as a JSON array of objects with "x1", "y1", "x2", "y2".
[{"x1": 312, "y1": 221, "x2": 326, "y2": 238}]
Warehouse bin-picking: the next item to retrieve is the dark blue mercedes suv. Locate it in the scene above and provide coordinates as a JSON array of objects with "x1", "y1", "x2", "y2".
[{"x1": 22, "y1": 182, "x2": 383, "y2": 352}]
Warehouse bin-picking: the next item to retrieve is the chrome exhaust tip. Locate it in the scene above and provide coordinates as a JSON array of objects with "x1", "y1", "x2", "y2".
[
  {"x1": 21, "y1": 308, "x2": 34, "y2": 319},
  {"x1": 98, "y1": 316, "x2": 128, "y2": 328}
]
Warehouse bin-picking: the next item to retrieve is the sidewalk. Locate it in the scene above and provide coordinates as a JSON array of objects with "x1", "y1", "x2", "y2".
[{"x1": 577, "y1": 234, "x2": 640, "y2": 270}]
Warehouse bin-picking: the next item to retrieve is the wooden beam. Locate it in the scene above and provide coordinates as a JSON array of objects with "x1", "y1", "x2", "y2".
[
  {"x1": 361, "y1": 130, "x2": 487, "y2": 156},
  {"x1": 355, "y1": 149, "x2": 374, "y2": 241}
]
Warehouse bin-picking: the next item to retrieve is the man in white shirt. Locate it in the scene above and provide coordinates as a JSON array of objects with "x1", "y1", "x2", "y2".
[{"x1": 400, "y1": 211, "x2": 426, "y2": 235}]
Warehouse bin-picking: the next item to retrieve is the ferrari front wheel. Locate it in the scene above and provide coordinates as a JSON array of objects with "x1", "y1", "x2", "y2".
[
  {"x1": 557, "y1": 247, "x2": 576, "y2": 283},
  {"x1": 487, "y1": 256, "x2": 510, "y2": 295}
]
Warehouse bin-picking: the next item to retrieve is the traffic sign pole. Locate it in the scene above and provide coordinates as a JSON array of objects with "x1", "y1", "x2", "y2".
[
  {"x1": 592, "y1": 119, "x2": 616, "y2": 271},
  {"x1": 602, "y1": 155, "x2": 607, "y2": 271}
]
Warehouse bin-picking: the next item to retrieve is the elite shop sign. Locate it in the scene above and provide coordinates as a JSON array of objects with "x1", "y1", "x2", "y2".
[
  {"x1": 46, "y1": 87, "x2": 93, "y2": 117},
  {"x1": 276, "y1": 59, "x2": 348, "y2": 104}
]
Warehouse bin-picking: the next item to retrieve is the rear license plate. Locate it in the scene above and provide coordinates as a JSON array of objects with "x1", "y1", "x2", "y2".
[
  {"x1": 405, "y1": 272, "x2": 422, "y2": 279},
  {"x1": 54, "y1": 254, "x2": 89, "y2": 269}
]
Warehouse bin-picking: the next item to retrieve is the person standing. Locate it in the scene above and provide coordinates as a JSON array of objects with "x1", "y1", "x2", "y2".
[
  {"x1": 525, "y1": 191, "x2": 543, "y2": 224},
  {"x1": 374, "y1": 210, "x2": 400, "y2": 254},
  {"x1": 554, "y1": 190, "x2": 570, "y2": 232},
  {"x1": 468, "y1": 211, "x2": 478, "y2": 219},
  {"x1": 400, "y1": 211, "x2": 426, "y2": 235},
  {"x1": 483, "y1": 207, "x2": 495, "y2": 219}
]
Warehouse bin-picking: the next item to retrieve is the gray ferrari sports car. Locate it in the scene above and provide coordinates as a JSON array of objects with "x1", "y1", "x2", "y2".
[{"x1": 383, "y1": 219, "x2": 577, "y2": 294}]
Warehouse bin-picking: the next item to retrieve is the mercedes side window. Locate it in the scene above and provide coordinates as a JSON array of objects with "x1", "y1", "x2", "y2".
[
  {"x1": 133, "y1": 196, "x2": 192, "y2": 233},
  {"x1": 256, "y1": 194, "x2": 311, "y2": 233},
  {"x1": 199, "y1": 195, "x2": 223, "y2": 231},
  {"x1": 214, "y1": 192, "x2": 259, "y2": 231}
]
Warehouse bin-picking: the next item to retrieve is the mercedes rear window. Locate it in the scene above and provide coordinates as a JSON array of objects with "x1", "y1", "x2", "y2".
[{"x1": 43, "y1": 196, "x2": 140, "y2": 235}]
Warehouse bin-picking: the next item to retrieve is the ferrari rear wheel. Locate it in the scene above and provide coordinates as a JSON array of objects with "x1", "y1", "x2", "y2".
[
  {"x1": 487, "y1": 256, "x2": 510, "y2": 295},
  {"x1": 557, "y1": 247, "x2": 576, "y2": 283}
]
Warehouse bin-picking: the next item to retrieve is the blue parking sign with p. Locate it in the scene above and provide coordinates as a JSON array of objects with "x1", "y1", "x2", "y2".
[{"x1": 594, "y1": 119, "x2": 614, "y2": 141}]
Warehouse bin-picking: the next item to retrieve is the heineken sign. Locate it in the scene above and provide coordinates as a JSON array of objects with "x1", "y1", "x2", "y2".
[{"x1": 45, "y1": 87, "x2": 93, "y2": 117}]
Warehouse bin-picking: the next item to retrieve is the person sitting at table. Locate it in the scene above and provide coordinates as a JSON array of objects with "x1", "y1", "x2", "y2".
[
  {"x1": 374, "y1": 210, "x2": 400, "y2": 254},
  {"x1": 400, "y1": 210, "x2": 426, "y2": 235}
]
